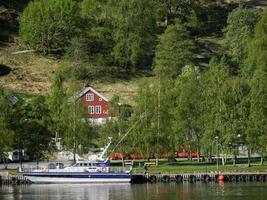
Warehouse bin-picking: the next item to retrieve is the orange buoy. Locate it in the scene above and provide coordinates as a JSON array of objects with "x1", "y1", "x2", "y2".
[{"x1": 218, "y1": 175, "x2": 225, "y2": 181}]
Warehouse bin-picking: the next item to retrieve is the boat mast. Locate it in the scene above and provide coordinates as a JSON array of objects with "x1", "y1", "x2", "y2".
[{"x1": 97, "y1": 137, "x2": 112, "y2": 161}]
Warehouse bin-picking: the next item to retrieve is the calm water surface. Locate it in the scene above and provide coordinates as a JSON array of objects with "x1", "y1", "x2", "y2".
[{"x1": 0, "y1": 182, "x2": 267, "y2": 200}]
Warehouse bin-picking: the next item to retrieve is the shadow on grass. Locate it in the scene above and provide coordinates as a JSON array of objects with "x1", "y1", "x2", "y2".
[{"x1": 0, "y1": 64, "x2": 11, "y2": 76}]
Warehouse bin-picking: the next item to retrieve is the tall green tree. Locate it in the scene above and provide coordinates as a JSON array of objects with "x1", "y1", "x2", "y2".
[
  {"x1": 153, "y1": 21, "x2": 195, "y2": 79},
  {"x1": 0, "y1": 88, "x2": 14, "y2": 168},
  {"x1": 243, "y1": 9, "x2": 267, "y2": 77},
  {"x1": 20, "y1": 0, "x2": 80, "y2": 53},
  {"x1": 172, "y1": 66, "x2": 202, "y2": 161},
  {"x1": 112, "y1": 0, "x2": 158, "y2": 71},
  {"x1": 81, "y1": 0, "x2": 114, "y2": 64},
  {"x1": 61, "y1": 80, "x2": 96, "y2": 161},
  {"x1": 47, "y1": 71, "x2": 66, "y2": 147},
  {"x1": 130, "y1": 79, "x2": 158, "y2": 158},
  {"x1": 245, "y1": 9, "x2": 267, "y2": 165},
  {"x1": 224, "y1": 7, "x2": 260, "y2": 64},
  {"x1": 21, "y1": 95, "x2": 53, "y2": 166},
  {"x1": 157, "y1": 0, "x2": 198, "y2": 25},
  {"x1": 0, "y1": 115, "x2": 13, "y2": 168},
  {"x1": 201, "y1": 58, "x2": 230, "y2": 165},
  {"x1": 223, "y1": 77, "x2": 248, "y2": 165},
  {"x1": 129, "y1": 78, "x2": 175, "y2": 160},
  {"x1": 247, "y1": 66, "x2": 267, "y2": 165}
]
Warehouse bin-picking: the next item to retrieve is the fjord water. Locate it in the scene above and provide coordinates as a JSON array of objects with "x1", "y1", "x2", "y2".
[{"x1": 0, "y1": 182, "x2": 267, "y2": 200}]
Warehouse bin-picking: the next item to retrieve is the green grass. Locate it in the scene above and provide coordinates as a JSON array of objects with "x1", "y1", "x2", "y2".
[
  {"x1": 132, "y1": 160, "x2": 267, "y2": 174},
  {"x1": 0, "y1": 168, "x2": 17, "y2": 175}
]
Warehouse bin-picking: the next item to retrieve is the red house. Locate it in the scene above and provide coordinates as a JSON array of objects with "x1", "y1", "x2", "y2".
[{"x1": 76, "y1": 85, "x2": 109, "y2": 125}]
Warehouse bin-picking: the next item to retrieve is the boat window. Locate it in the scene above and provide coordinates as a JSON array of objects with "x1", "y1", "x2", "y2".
[{"x1": 84, "y1": 163, "x2": 88, "y2": 167}]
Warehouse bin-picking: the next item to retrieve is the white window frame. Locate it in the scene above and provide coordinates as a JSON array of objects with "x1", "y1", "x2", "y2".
[
  {"x1": 99, "y1": 98, "x2": 102, "y2": 101},
  {"x1": 88, "y1": 106, "x2": 94, "y2": 114},
  {"x1": 95, "y1": 105, "x2": 102, "y2": 114},
  {"x1": 86, "y1": 93, "x2": 94, "y2": 101}
]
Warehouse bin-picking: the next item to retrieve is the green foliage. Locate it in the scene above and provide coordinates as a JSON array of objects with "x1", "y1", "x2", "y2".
[
  {"x1": 0, "y1": 115, "x2": 13, "y2": 159},
  {"x1": 61, "y1": 80, "x2": 96, "y2": 158},
  {"x1": 130, "y1": 79, "x2": 158, "y2": 155},
  {"x1": 157, "y1": 0, "x2": 198, "y2": 25},
  {"x1": 20, "y1": 95, "x2": 54, "y2": 161},
  {"x1": 153, "y1": 22, "x2": 195, "y2": 79},
  {"x1": 19, "y1": 0, "x2": 80, "y2": 53},
  {"x1": 81, "y1": 0, "x2": 114, "y2": 64},
  {"x1": 245, "y1": 10, "x2": 267, "y2": 156},
  {"x1": 200, "y1": 58, "x2": 230, "y2": 150},
  {"x1": 247, "y1": 66, "x2": 267, "y2": 154},
  {"x1": 0, "y1": 88, "x2": 14, "y2": 160},
  {"x1": 172, "y1": 66, "x2": 202, "y2": 155},
  {"x1": 108, "y1": 95, "x2": 120, "y2": 117},
  {"x1": 112, "y1": 0, "x2": 158, "y2": 71},
  {"x1": 47, "y1": 71, "x2": 66, "y2": 141},
  {"x1": 224, "y1": 7, "x2": 260, "y2": 64},
  {"x1": 243, "y1": 9, "x2": 267, "y2": 77},
  {"x1": 223, "y1": 78, "x2": 248, "y2": 146}
]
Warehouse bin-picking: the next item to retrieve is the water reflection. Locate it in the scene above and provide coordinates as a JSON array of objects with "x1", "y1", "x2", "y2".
[
  {"x1": 1, "y1": 182, "x2": 267, "y2": 200},
  {"x1": 0, "y1": 184, "x2": 131, "y2": 200}
]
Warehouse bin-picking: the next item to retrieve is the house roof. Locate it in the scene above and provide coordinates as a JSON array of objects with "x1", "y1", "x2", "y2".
[{"x1": 75, "y1": 86, "x2": 108, "y2": 102}]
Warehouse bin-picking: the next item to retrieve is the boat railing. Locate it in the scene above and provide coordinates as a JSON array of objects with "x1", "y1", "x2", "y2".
[
  {"x1": 19, "y1": 167, "x2": 45, "y2": 173},
  {"x1": 21, "y1": 166, "x2": 132, "y2": 174},
  {"x1": 109, "y1": 166, "x2": 132, "y2": 173}
]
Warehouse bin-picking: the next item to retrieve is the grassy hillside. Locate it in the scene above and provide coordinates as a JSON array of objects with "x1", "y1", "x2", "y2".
[
  {"x1": 0, "y1": 43, "x2": 141, "y2": 103},
  {"x1": 0, "y1": 0, "x2": 266, "y2": 104}
]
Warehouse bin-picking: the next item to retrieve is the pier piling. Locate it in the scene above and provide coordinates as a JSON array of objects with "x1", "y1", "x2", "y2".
[{"x1": 131, "y1": 172, "x2": 267, "y2": 184}]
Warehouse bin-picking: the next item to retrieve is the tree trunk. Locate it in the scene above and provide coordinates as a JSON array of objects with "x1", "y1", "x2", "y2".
[
  {"x1": 19, "y1": 149, "x2": 23, "y2": 169},
  {"x1": 208, "y1": 150, "x2": 212, "y2": 163},
  {"x1": 260, "y1": 154, "x2": 264, "y2": 166},
  {"x1": 221, "y1": 151, "x2": 225, "y2": 166},
  {"x1": 247, "y1": 148, "x2": 251, "y2": 167},
  {"x1": 189, "y1": 146, "x2": 192, "y2": 161},
  {"x1": 73, "y1": 148, "x2": 76, "y2": 163},
  {"x1": 232, "y1": 154, "x2": 236, "y2": 166},
  {"x1": 4, "y1": 158, "x2": 8, "y2": 170},
  {"x1": 197, "y1": 146, "x2": 200, "y2": 163},
  {"x1": 122, "y1": 156, "x2": 125, "y2": 167},
  {"x1": 36, "y1": 153, "x2": 39, "y2": 169}
]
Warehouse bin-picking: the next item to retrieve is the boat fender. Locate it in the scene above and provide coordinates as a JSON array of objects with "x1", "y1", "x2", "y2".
[
  {"x1": 41, "y1": 167, "x2": 47, "y2": 172},
  {"x1": 101, "y1": 167, "x2": 108, "y2": 172}
]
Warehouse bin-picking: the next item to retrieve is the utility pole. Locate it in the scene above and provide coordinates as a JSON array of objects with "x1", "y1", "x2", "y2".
[
  {"x1": 156, "y1": 76, "x2": 161, "y2": 166},
  {"x1": 215, "y1": 136, "x2": 219, "y2": 170},
  {"x1": 73, "y1": 100, "x2": 77, "y2": 163}
]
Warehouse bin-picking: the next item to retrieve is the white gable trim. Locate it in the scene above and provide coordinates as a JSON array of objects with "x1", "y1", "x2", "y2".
[{"x1": 76, "y1": 87, "x2": 108, "y2": 102}]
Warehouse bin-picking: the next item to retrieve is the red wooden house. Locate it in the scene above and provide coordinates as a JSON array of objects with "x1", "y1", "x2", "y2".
[{"x1": 76, "y1": 85, "x2": 109, "y2": 125}]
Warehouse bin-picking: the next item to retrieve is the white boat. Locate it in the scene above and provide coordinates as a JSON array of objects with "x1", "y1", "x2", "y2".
[{"x1": 22, "y1": 138, "x2": 132, "y2": 183}]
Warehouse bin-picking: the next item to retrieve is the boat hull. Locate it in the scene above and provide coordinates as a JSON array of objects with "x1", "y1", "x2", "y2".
[{"x1": 23, "y1": 172, "x2": 131, "y2": 184}]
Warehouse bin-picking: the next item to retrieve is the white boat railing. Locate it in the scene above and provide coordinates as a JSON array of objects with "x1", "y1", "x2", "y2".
[{"x1": 21, "y1": 166, "x2": 132, "y2": 174}]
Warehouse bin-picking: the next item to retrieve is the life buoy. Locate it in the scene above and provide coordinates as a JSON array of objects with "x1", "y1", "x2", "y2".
[{"x1": 101, "y1": 167, "x2": 108, "y2": 172}]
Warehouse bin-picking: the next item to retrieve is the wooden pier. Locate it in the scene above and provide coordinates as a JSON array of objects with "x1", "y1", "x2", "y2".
[
  {"x1": 131, "y1": 172, "x2": 267, "y2": 184},
  {"x1": 0, "y1": 173, "x2": 31, "y2": 185}
]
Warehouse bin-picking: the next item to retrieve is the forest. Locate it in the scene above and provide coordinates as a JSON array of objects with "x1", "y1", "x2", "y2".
[{"x1": 0, "y1": 0, "x2": 266, "y2": 166}]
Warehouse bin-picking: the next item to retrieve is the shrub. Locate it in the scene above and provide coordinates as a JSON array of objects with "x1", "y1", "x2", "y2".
[{"x1": 19, "y1": 0, "x2": 80, "y2": 53}]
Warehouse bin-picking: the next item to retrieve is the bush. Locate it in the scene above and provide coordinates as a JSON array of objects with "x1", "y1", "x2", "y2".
[
  {"x1": 19, "y1": 0, "x2": 80, "y2": 53},
  {"x1": 224, "y1": 7, "x2": 260, "y2": 63}
]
